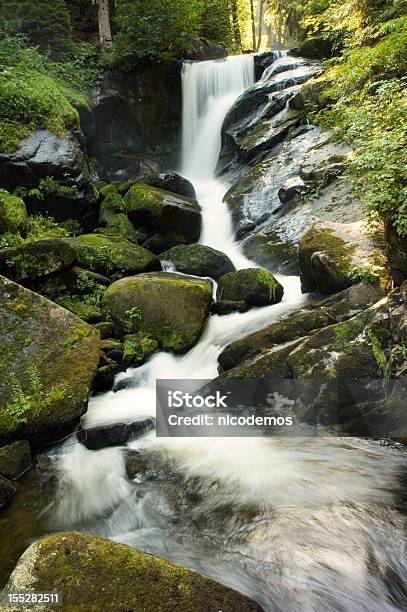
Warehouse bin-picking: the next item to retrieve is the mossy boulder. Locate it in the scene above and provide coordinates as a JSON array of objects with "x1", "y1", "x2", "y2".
[
  {"x1": 69, "y1": 234, "x2": 161, "y2": 279},
  {"x1": 5, "y1": 532, "x2": 262, "y2": 611},
  {"x1": 299, "y1": 221, "x2": 384, "y2": 295},
  {"x1": 0, "y1": 240, "x2": 76, "y2": 282},
  {"x1": 216, "y1": 268, "x2": 283, "y2": 307},
  {"x1": 0, "y1": 189, "x2": 28, "y2": 234},
  {"x1": 0, "y1": 276, "x2": 100, "y2": 446},
  {"x1": 97, "y1": 212, "x2": 141, "y2": 244},
  {"x1": 143, "y1": 172, "x2": 196, "y2": 200},
  {"x1": 161, "y1": 244, "x2": 235, "y2": 280},
  {"x1": 103, "y1": 272, "x2": 213, "y2": 353},
  {"x1": 0, "y1": 440, "x2": 31, "y2": 480},
  {"x1": 122, "y1": 183, "x2": 201, "y2": 243}
]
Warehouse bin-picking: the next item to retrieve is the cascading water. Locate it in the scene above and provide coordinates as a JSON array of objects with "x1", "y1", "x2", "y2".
[{"x1": 46, "y1": 54, "x2": 407, "y2": 611}]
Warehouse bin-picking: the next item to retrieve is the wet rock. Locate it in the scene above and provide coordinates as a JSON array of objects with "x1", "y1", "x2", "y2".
[
  {"x1": 0, "y1": 474, "x2": 17, "y2": 509},
  {"x1": 141, "y1": 231, "x2": 187, "y2": 254},
  {"x1": 126, "y1": 451, "x2": 147, "y2": 478},
  {"x1": 0, "y1": 130, "x2": 97, "y2": 228},
  {"x1": 242, "y1": 229, "x2": 299, "y2": 274},
  {"x1": 142, "y1": 172, "x2": 196, "y2": 200},
  {"x1": 0, "y1": 189, "x2": 27, "y2": 234},
  {"x1": 211, "y1": 300, "x2": 251, "y2": 315},
  {"x1": 315, "y1": 283, "x2": 386, "y2": 321},
  {"x1": 278, "y1": 176, "x2": 310, "y2": 203},
  {"x1": 216, "y1": 268, "x2": 283, "y2": 307},
  {"x1": 0, "y1": 240, "x2": 76, "y2": 283},
  {"x1": 220, "y1": 339, "x2": 304, "y2": 380},
  {"x1": 0, "y1": 276, "x2": 100, "y2": 446},
  {"x1": 123, "y1": 183, "x2": 202, "y2": 244},
  {"x1": 160, "y1": 244, "x2": 235, "y2": 280},
  {"x1": 0, "y1": 440, "x2": 31, "y2": 480},
  {"x1": 103, "y1": 272, "x2": 213, "y2": 352},
  {"x1": 69, "y1": 234, "x2": 161, "y2": 279},
  {"x1": 92, "y1": 363, "x2": 117, "y2": 393},
  {"x1": 5, "y1": 532, "x2": 263, "y2": 611},
  {"x1": 299, "y1": 141, "x2": 351, "y2": 183},
  {"x1": 78, "y1": 418, "x2": 155, "y2": 450},
  {"x1": 299, "y1": 221, "x2": 383, "y2": 294},
  {"x1": 219, "y1": 309, "x2": 334, "y2": 371}
]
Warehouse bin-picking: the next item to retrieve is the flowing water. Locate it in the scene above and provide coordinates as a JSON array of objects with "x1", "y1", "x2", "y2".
[{"x1": 44, "y1": 54, "x2": 407, "y2": 611}]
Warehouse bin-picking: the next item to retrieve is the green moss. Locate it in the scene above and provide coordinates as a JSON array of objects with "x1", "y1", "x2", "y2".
[
  {"x1": 331, "y1": 314, "x2": 368, "y2": 350},
  {"x1": 301, "y1": 227, "x2": 355, "y2": 275},
  {"x1": 123, "y1": 333, "x2": 158, "y2": 365},
  {"x1": 0, "y1": 188, "x2": 27, "y2": 234},
  {"x1": 367, "y1": 329, "x2": 389, "y2": 377}
]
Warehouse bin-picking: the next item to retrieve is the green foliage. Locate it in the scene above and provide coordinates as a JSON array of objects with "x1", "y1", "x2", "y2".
[
  {"x1": 114, "y1": 0, "x2": 205, "y2": 64},
  {"x1": 348, "y1": 265, "x2": 381, "y2": 284},
  {"x1": 201, "y1": 0, "x2": 233, "y2": 47},
  {"x1": 124, "y1": 306, "x2": 143, "y2": 333},
  {"x1": 0, "y1": 214, "x2": 70, "y2": 250}
]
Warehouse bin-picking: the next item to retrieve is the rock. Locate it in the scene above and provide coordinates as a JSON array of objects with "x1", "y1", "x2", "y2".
[
  {"x1": 0, "y1": 130, "x2": 97, "y2": 229},
  {"x1": 315, "y1": 283, "x2": 385, "y2": 321},
  {"x1": 0, "y1": 240, "x2": 76, "y2": 283},
  {"x1": 93, "y1": 321, "x2": 116, "y2": 339},
  {"x1": 216, "y1": 269, "x2": 283, "y2": 307},
  {"x1": 211, "y1": 300, "x2": 251, "y2": 315},
  {"x1": 5, "y1": 532, "x2": 263, "y2": 611},
  {"x1": 103, "y1": 272, "x2": 213, "y2": 352},
  {"x1": 0, "y1": 276, "x2": 100, "y2": 446},
  {"x1": 100, "y1": 339, "x2": 122, "y2": 352},
  {"x1": 92, "y1": 363, "x2": 117, "y2": 393},
  {"x1": 0, "y1": 189, "x2": 27, "y2": 234},
  {"x1": 0, "y1": 440, "x2": 32, "y2": 480},
  {"x1": 220, "y1": 339, "x2": 303, "y2": 380},
  {"x1": 242, "y1": 229, "x2": 299, "y2": 274},
  {"x1": 0, "y1": 474, "x2": 16, "y2": 509},
  {"x1": 218, "y1": 309, "x2": 334, "y2": 371},
  {"x1": 123, "y1": 183, "x2": 202, "y2": 244},
  {"x1": 69, "y1": 234, "x2": 161, "y2": 279},
  {"x1": 385, "y1": 216, "x2": 407, "y2": 285},
  {"x1": 143, "y1": 173, "x2": 196, "y2": 200},
  {"x1": 299, "y1": 141, "x2": 351, "y2": 183},
  {"x1": 126, "y1": 451, "x2": 147, "y2": 478},
  {"x1": 97, "y1": 212, "x2": 141, "y2": 244},
  {"x1": 78, "y1": 419, "x2": 154, "y2": 450},
  {"x1": 278, "y1": 176, "x2": 310, "y2": 203},
  {"x1": 160, "y1": 244, "x2": 235, "y2": 280},
  {"x1": 186, "y1": 39, "x2": 227, "y2": 60},
  {"x1": 123, "y1": 333, "x2": 158, "y2": 366},
  {"x1": 254, "y1": 51, "x2": 287, "y2": 80},
  {"x1": 298, "y1": 221, "x2": 384, "y2": 294}
]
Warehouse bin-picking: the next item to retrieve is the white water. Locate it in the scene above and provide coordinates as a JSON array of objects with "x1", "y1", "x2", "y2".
[{"x1": 50, "y1": 54, "x2": 407, "y2": 611}]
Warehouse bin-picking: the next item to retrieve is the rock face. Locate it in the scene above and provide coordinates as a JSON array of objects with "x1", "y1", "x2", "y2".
[
  {"x1": 0, "y1": 276, "x2": 100, "y2": 446},
  {"x1": 69, "y1": 234, "x2": 161, "y2": 279},
  {"x1": 0, "y1": 130, "x2": 97, "y2": 229},
  {"x1": 0, "y1": 240, "x2": 76, "y2": 283},
  {"x1": 5, "y1": 532, "x2": 262, "y2": 611},
  {"x1": 103, "y1": 272, "x2": 213, "y2": 352},
  {"x1": 298, "y1": 221, "x2": 383, "y2": 294},
  {"x1": 216, "y1": 268, "x2": 283, "y2": 307},
  {"x1": 123, "y1": 184, "x2": 202, "y2": 244},
  {"x1": 0, "y1": 440, "x2": 31, "y2": 480},
  {"x1": 143, "y1": 173, "x2": 196, "y2": 200},
  {"x1": 160, "y1": 244, "x2": 235, "y2": 280}
]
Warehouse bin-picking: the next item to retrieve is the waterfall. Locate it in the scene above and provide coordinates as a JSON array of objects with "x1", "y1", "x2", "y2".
[{"x1": 181, "y1": 55, "x2": 254, "y2": 178}]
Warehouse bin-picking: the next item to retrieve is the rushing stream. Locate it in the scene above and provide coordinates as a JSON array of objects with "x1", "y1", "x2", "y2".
[{"x1": 36, "y1": 54, "x2": 407, "y2": 610}]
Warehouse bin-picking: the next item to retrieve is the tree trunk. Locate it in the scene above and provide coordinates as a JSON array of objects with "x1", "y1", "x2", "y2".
[
  {"x1": 256, "y1": 0, "x2": 266, "y2": 52},
  {"x1": 230, "y1": 0, "x2": 242, "y2": 51},
  {"x1": 250, "y1": 0, "x2": 257, "y2": 52},
  {"x1": 98, "y1": 0, "x2": 112, "y2": 50}
]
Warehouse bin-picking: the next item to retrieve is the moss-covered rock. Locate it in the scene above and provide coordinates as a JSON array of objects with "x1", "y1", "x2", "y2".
[
  {"x1": 0, "y1": 189, "x2": 28, "y2": 235},
  {"x1": 161, "y1": 244, "x2": 235, "y2": 280},
  {"x1": 69, "y1": 234, "x2": 161, "y2": 279},
  {"x1": 0, "y1": 240, "x2": 76, "y2": 282},
  {"x1": 103, "y1": 272, "x2": 213, "y2": 353},
  {"x1": 93, "y1": 321, "x2": 116, "y2": 339},
  {"x1": 97, "y1": 212, "x2": 141, "y2": 244},
  {"x1": 123, "y1": 333, "x2": 159, "y2": 366},
  {"x1": 216, "y1": 268, "x2": 283, "y2": 307},
  {"x1": 143, "y1": 172, "x2": 196, "y2": 200},
  {"x1": 0, "y1": 276, "x2": 100, "y2": 446},
  {"x1": 123, "y1": 183, "x2": 201, "y2": 243},
  {"x1": 5, "y1": 532, "x2": 262, "y2": 611},
  {"x1": 0, "y1": 440, "x2": 31, "y2": 480},
  {"x1": 299, "y1": 221, "x2": 385, "y2": 295}
]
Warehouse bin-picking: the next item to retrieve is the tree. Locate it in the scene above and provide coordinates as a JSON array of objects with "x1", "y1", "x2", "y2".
[
  {"x1": 97, "y1": 0, "x2": 112, "y2": 49},
  {"x1": 230, "y1": 0, "x2": 243, "y2": 50},
  {"x1": 256, "y1": 0, "x2": 266, "y2": 50},
  {"x1": 250, "y1": 0, "x2": 257, "y2": 50}
]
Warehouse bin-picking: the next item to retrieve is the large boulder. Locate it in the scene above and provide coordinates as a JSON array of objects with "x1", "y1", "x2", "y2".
[
  {"x1": 0, "y1": 276, "x2": 100, "y2": 446},
  {"x1": 298, "y1": 221, "x2": 385, "y2": 295},
  {"x1": 0, "y1": 130, "x2": 97, "y2": 229},
  {"x1": 103, "y1": 272, "x2": 212, "y2": 353},
  {"x1": 0, "y1": 189, "x2": 28, "y2": 234},
  {"x1": 142, "y1": 173, "x2": 196, "y2": 200},
  {"x1": 0, "y1": 240, "x2": 76, "y2": 283},
  {"x1": 69, "y1": 234, "x2": 161, "y2": 279},
  {"x1": 216, "y1": 268, "x2": 283, "y2": 308},
  {"x1": 160, "y1": 244, "x2": 235, "y2": 281},
  {"x1": 122, "y1": 184, "x2": 202, "y2": 244},
  {"x1": 5, "y1": 532, "x2": 262, "y2": 611}
]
